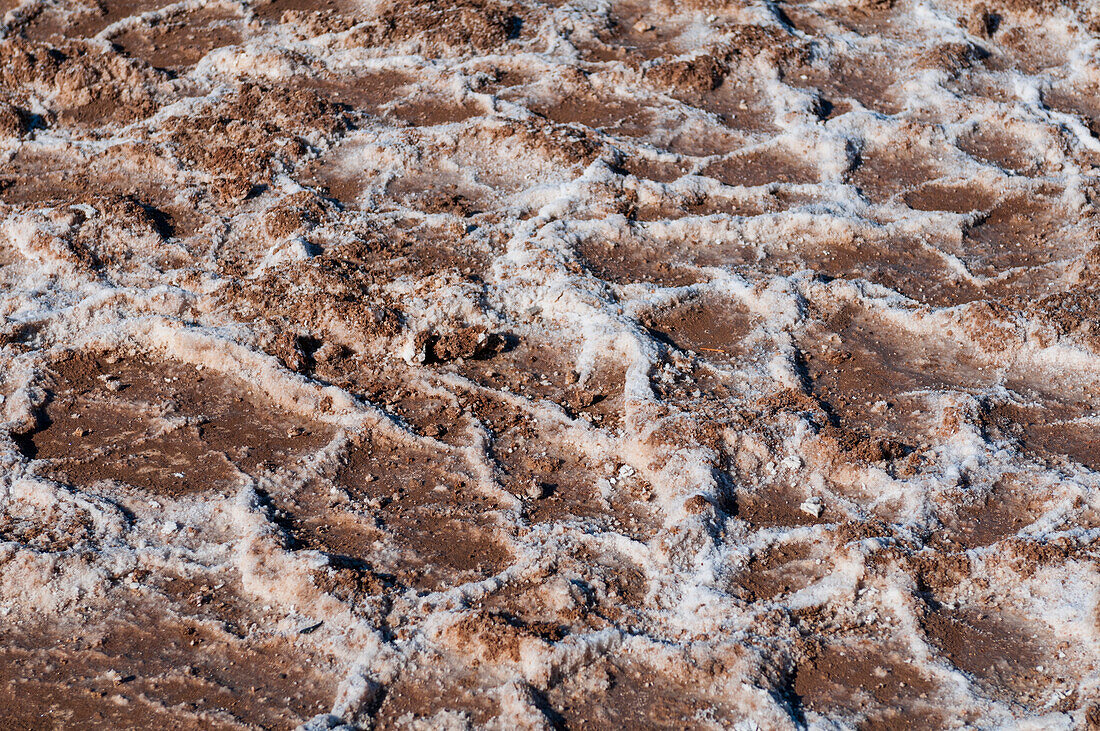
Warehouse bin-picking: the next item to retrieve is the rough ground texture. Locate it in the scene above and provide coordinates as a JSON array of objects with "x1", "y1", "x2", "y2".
[{"x1": 1, "y1": 0, "x2": 1100, "y2": 728}]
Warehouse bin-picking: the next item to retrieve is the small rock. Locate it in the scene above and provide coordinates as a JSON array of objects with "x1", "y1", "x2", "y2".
[
  {"x1": 967, "y1": 6, "x2": 994, "y2": 38},
  {"x1": 684, "y1": 495, "x2": 710, "y2": 514},
  {"x1": 416, "y1": 325, "x2": 504, "y2": 363},
  {"x1": 72, "y1": 427, "x2": 88, "y2": 437},
  {"x1": 526, "y1": 480, "x2": 548, "y2": 500},
  {"x1": 565, "y1": 387, "x2": 600, "y2": 411},
  {"x1": 633, "y1": 19, "x2": 655, "y2": 32},
  {"x1": 800, "y1": 497, "x2": 823, "y2": 518},
  {"x1": 0, "y1": 101, "x2": 29, "y2": 138}
]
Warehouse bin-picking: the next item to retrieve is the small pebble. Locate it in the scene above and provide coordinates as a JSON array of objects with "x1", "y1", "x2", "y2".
[
  {"x1": 526, "y1": 480, "x2": 547, "y2": 500},
  {"x1": 800, "y1": 497, "x2": 824, "y2": 518}
]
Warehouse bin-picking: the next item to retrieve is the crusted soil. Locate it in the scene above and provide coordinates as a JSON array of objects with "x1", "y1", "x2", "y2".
[{"x1": 1, "y1": 0, "x2": 1099, "y2": 728}]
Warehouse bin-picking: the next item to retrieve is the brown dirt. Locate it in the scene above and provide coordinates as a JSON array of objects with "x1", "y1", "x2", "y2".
[
  {"x1": 787, "y1": 54, "x2": 902, "y2": 116},
  {"x1": 960, "y1": 190, "x2": 1072, "y2": 276},
  {"x1": 920, "y1": 606, "x2": 1058, "y2": 702},
  {"x1": 21, "y1": 350, "x2": 332, "y2": 496},
  {"x1": 112, "y1": 7, "x2": 242, "y2": 70},
  {"x1": 793, "y1": 642, "x2": 942, "y2": 727},
  {"x1": 958, "y1": 127, "x2": 1040, "y2": 175},
  {"x1": 931, "y1": 474, "x2": 1041, "y2": 549},
  {"x1": 574, "y1": 233, "x2": 708, "y2": 287},
  {"x1": 642, "y1": 295, "x2": 760, "y2": 365},
  {"x1": 0, "y1": 605, "x2": 338, "y2": 730},
  {"x1": 736, "y1": 482, "x2": 832, "y2": 528},
  {"x1": 2, "y1": 0, "x2": 1099, "y2": 726},
  {"x1": 731, "y1": 540, "x2": 823, "y2": 602},
  {"x1": 851, "y1": 143, "x2": 948, "y2": 203},
  {"x1": 797, "y1": 306, "x2": 989, "y2": 445},
  {"x1": 286, "y1": 427, "x2": 512, "y2": 592},
  {"x1": 372, "y1": 665, "x2": 500, "y2": 728},
  {"x1": 702, "y1": 148, "x2": 820, "y2": 188},
  {"x1": 541, "y1": 656, "x2": 742, "y2": 729},
  {"x1": 526, "y1": 91, "x2": 658, "y2": 139},
  {"x1": 904, "y1": 181, "x2": 1001, "y2": 213}
]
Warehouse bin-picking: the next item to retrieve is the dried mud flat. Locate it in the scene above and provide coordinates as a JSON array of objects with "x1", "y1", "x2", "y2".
[{"x1": 2, "y1": 0, "x2": 1100, "y2": 728}]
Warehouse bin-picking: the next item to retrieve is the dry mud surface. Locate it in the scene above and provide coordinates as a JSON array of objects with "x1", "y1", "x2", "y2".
[{"x1": 3, "y1": 0, "x2": 1100, "y2": 728}]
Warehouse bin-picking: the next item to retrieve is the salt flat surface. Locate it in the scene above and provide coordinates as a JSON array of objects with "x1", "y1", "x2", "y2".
[{"x1": 2, "y1": 0, "x2": 1100, "y2": 727}]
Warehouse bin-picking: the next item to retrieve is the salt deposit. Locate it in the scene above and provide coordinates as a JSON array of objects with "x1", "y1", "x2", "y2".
[{"x1": 2, "y1": 0, "x2": 1100, "y2": 727}]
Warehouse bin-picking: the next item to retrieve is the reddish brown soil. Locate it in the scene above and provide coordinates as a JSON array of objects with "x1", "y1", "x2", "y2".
[
  {"x1": 1, "y1": 0, "x2": 1097, "y2": 726},
  {"x1": 22, "y1": 350, "x2": 332, "y2": 495},
  {"x1": 0, "y1": 606, "x2": 338, "y2": 730}
]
